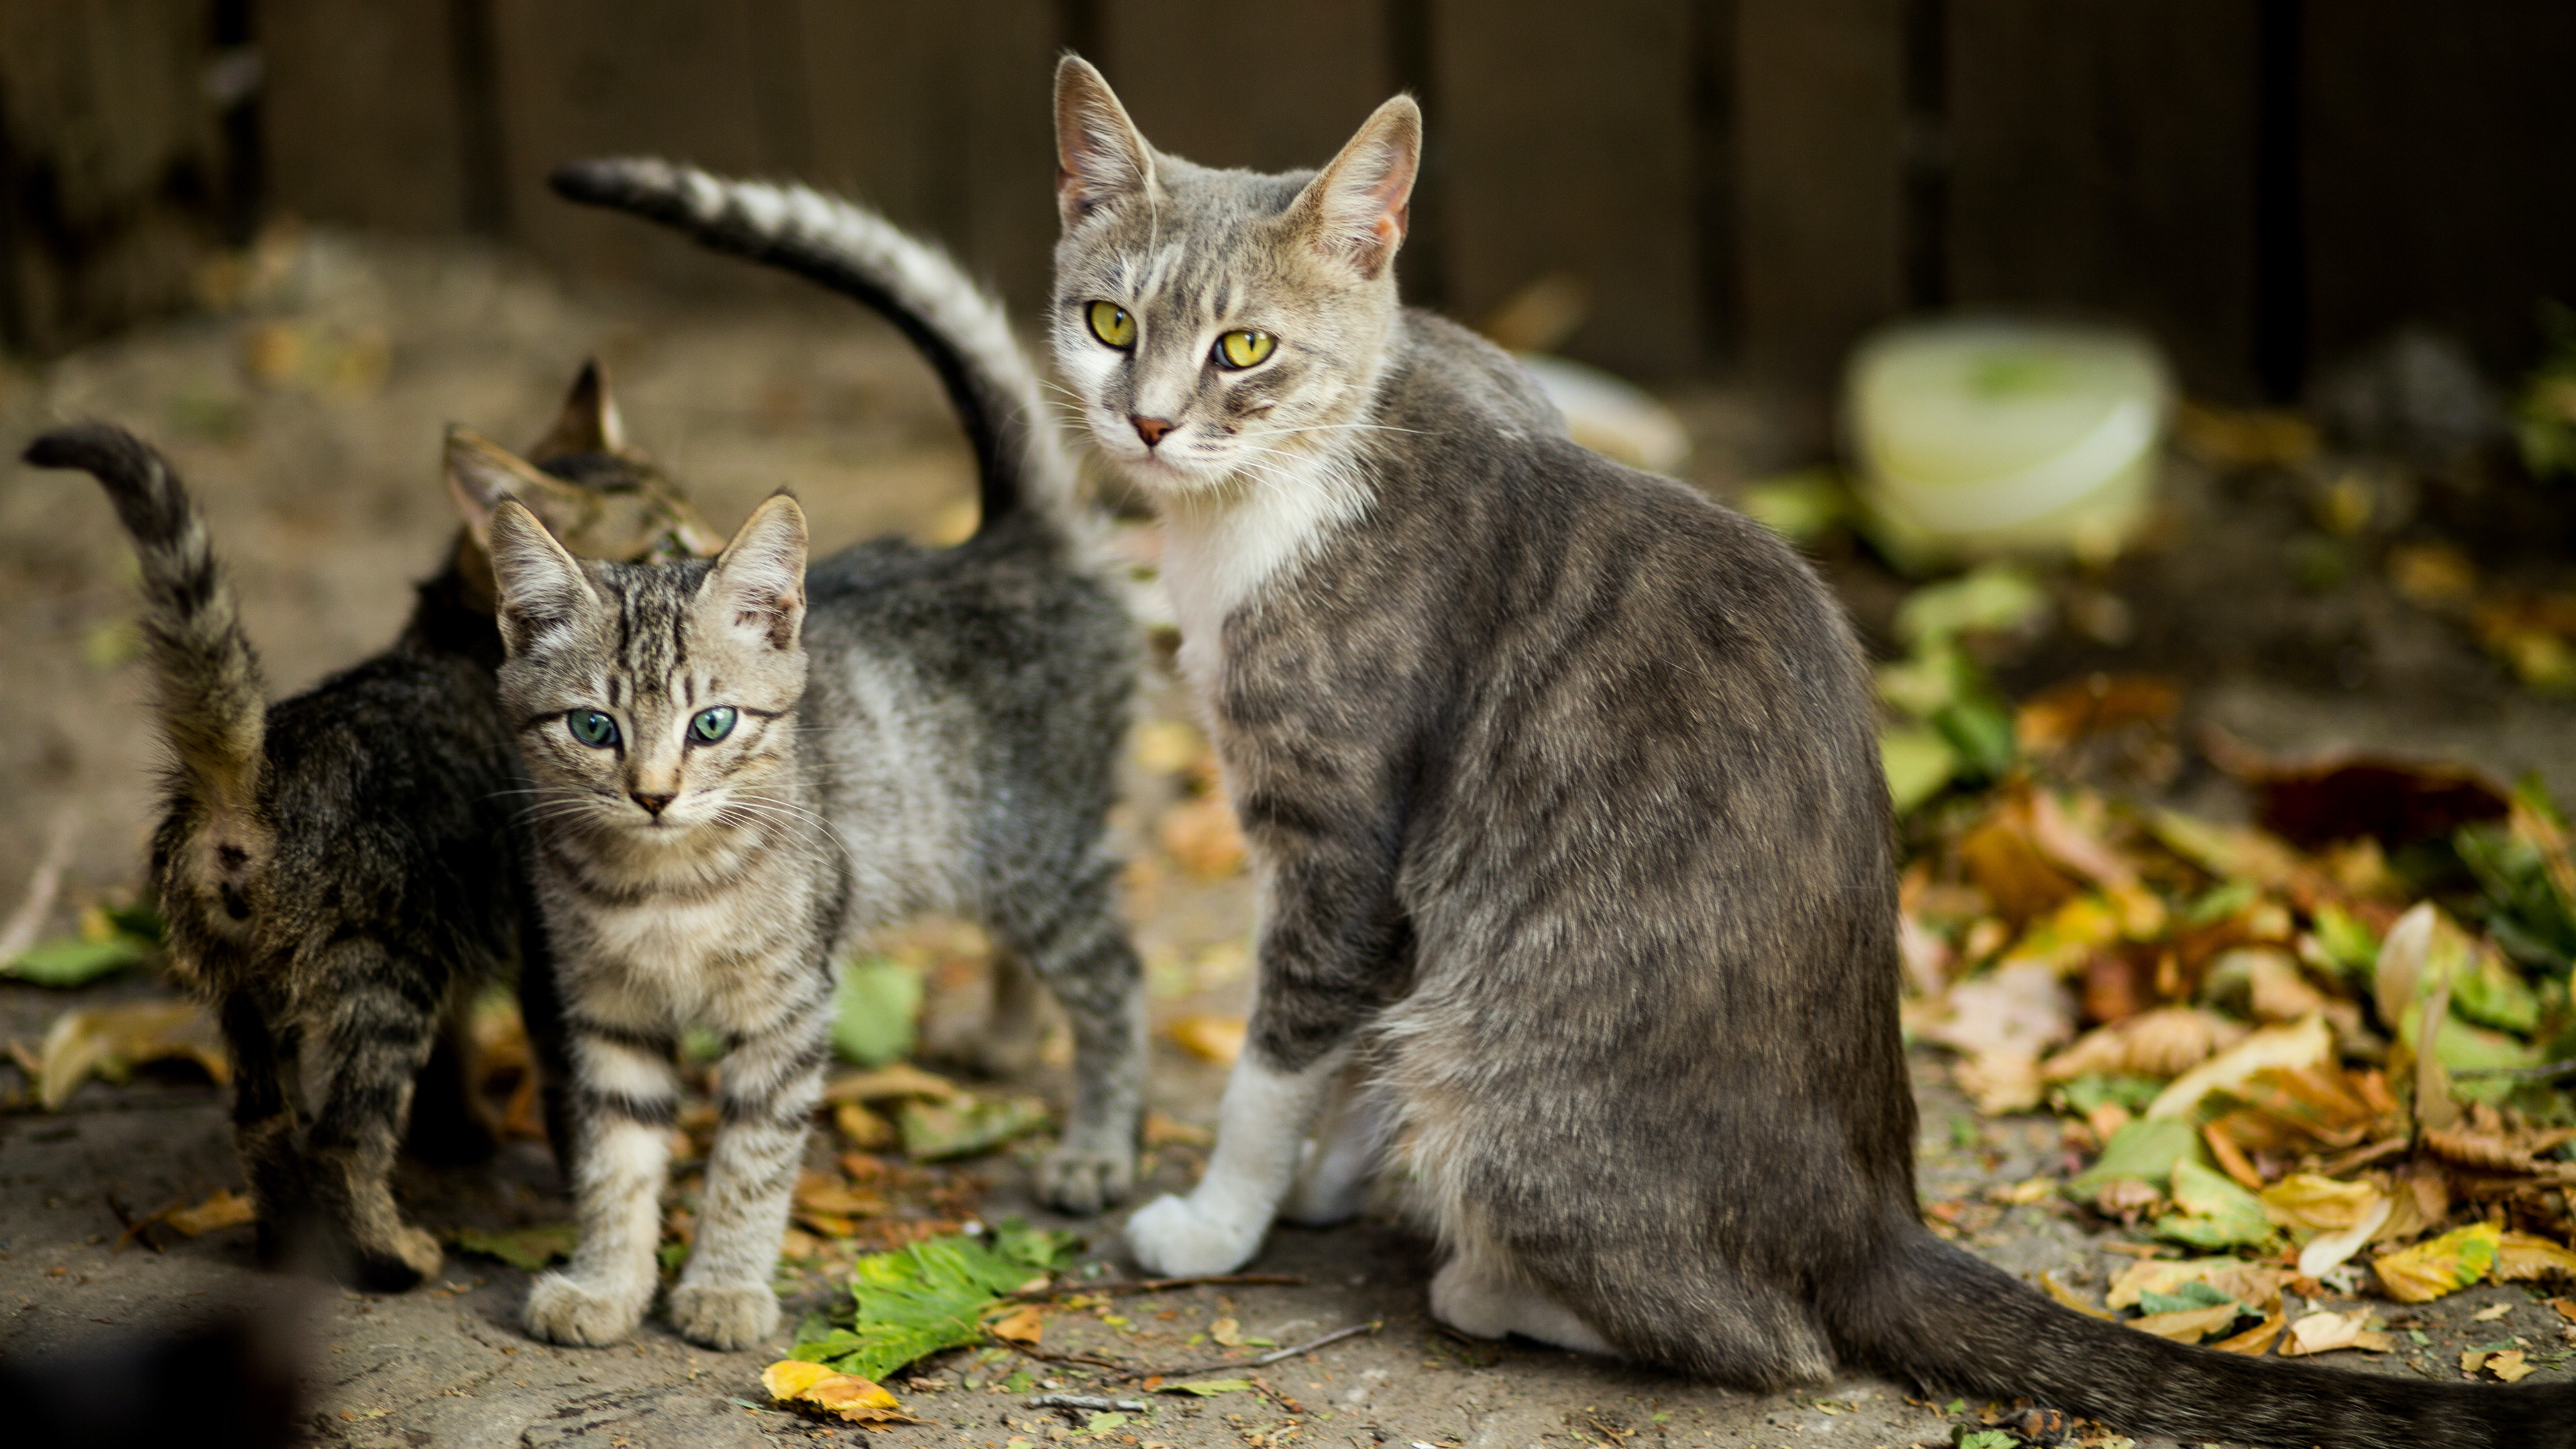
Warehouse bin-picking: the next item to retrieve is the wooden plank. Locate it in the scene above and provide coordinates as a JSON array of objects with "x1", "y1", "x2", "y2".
[
  {"x1": 1735, "y1": 0, "x2": 1906, "y2": 391},
  {"x1": 258, "y1": 0, "x2": 470, "y2": 233},
  {"x1": 1093, "y1": 1, "x2": 1393, "y2": 175},
  {"x1": 0, "y1": 0, "x2": 223, "y2": 356},
  {"x1": 1432, "y1": 0, "x2": 1700, "y2": 377},
  {"x1": 484, "y1": 0, "x2": 797, "y2": 291},
  {"x1": 947, "y1": 0, "x2": 1069, "y2": 316},
  {"x1": 2303, "y1": 0, "x2": 2576, "y2": 379},
  {"x1": 1943, "y1": 1, "x2": 2262, "y2": 400}
]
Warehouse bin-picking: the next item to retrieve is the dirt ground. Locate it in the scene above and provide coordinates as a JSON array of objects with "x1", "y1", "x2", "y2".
[{"x1": 1, "y1": 229, "x2": 2571, "y2": 1448}]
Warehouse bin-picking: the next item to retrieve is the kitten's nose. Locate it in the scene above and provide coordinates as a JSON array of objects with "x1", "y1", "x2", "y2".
[
  {"x1": 631, "y1": 792, "x2": 674, "y2": 818},
  {"x1": 1131, "y1": 415, "x2": 1175, "y2": 447}
]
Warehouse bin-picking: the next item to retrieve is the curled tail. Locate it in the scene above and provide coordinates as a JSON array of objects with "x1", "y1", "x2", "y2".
[
  {"x1": 1831, "y1": 1226, "x2": 2575, "y2": 1449},
  {"x1": 26, "y1": 425, "x2": 270, "y2": 924},
  {"x1": 547, "y1": 157, "x2": 1075, "y2": 537}
]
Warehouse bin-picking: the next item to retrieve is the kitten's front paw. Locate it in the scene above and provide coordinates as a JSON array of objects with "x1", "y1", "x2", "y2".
[
  {"x1": 1037, "y1": 1140, "x2": 1135, "y2": 1216},
  {"x1": 523, "y1": 1271, "x2": 647, "y2": 1346},
  {"x1": 668, "y1": 1282, "x2": 780, "y2": 1351},
  {"x1": 1125, "y1": 1193, "x2": 1265, "y2": 1275}
]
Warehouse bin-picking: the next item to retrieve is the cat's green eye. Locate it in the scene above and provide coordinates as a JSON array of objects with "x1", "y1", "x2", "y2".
[
  {"x1": 689, "y1": 706, "x2": 738, "y2": 744},
  {"x1": 1215, "y1": 329, "x2": 1275, "y2": 369},
  {"x1": 567, "y1": 710, "x2": 620, "y2": 749},
  {"x1": 1087, "y1": 301, "x2": 1136, "y2": 349}
]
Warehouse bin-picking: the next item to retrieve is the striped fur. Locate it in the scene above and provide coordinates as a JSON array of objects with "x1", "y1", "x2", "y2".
[
  {"x1": 23, "y1": 371, "x2": 720, "y2": 1293},
  {"x1": 1057, "y1": 58, "x2": 2576, "y2": 1448}
]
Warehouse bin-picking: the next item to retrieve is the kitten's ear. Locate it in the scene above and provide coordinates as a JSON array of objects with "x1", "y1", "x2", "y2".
[
  {"x1": 704, "y1": 492, "x2": 808, "y2": 652},
  {"x1": 1053, "y1": 55, "x2": 1155, "y2": 227},
  {"x1": 527, "y1": 358, "x2": 628, "y2": 461},
  {"x1": 1289, "y1": 95, "x2": 1421, "y2": 279},
  {"x1": 445, "y1": 425, "x2": 596, "y2": 549},
  {"x1": 485, "y1": 499, "x2": 596, "y2": 656}
]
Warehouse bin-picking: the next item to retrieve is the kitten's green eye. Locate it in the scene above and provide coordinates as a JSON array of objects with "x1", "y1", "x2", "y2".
[
  {"x1": 1215, "y1": 329, "x2": 1275, "y2": 369},
  {"x1": 689, "y1": 706, "x2": 737, "y2": 744},
  {"x1": 1087, "y1": 301, "x2": 1136, "y2": 348},
  {"x1": 567, "y1": 710, "x2": 620, "y2": 749}
]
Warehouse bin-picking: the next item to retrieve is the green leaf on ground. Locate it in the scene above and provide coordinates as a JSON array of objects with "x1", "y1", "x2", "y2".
[
  {"x1": 2137, "y1": 1279, "x2": 2236, "y2": 1315},
  {"x1": 2068, "y1": 1116, "x2": 2208, "y2": 1195},
  {"x1": 1159, "y1": 1379, "x2": 1254, "y2": 1397},
  {"x1": 794, "y1": 1224, "x2": 1077, "y2": 1382},
  {"x1": 5, "y1": 935, "x2": 152, "y2": 987},
  {"x1": 2155, "y1": 1160, "x2": 2275, "y2": 1249},
  {"x1": 830, "y1": 955, "x2": 924, "y2": 1067},
  {"x1": 453, "y1": 1222, "x2": 579, "y2": 1270},
  {"x1": 898, "y1": 1095, "x2": 1052, "y2": 1162}
]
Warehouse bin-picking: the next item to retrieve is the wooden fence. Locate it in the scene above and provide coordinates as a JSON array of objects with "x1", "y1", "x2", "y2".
[{"x1": 7, "y1": 1, "x2": 2574, "y2": 403}]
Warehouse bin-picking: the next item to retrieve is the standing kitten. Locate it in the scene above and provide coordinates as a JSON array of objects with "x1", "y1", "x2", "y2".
[
  {"x1": 23, "y1": 366, "x2": 718, "y2": 1290},
  {"x1": 486, "y1": 175, "x2": 1146, "y2": 1350},
  {"x1": 1047, "y1": 58, "x2": 2573, "y2": 1449}
]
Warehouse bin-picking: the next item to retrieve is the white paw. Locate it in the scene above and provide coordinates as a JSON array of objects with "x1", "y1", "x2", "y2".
[
  {"x1": 667, "y1": 1282, "x2": 780, "y2": 1351},
  {"x1": 1125, "y1": 1193, "x2": 1265, "y2": 1275},
  {"x1": 523, "y1": 1271, "x2": 648, "y2": 1346}
]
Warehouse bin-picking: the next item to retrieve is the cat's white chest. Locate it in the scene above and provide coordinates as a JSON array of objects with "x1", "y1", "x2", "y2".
[{"x1": 1158, "y1": 460, "x2": 1368, "y2": 693}]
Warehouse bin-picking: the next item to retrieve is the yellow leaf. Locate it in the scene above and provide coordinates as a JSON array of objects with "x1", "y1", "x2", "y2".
[
  {"x1": 1166, "y1": 1014, "x2": 1247, "y2": 1066},
  {"x1": 2145, "y1": 1014, "x2": 2332, "y2": 1121},
  {"x1": 833, "y1": 1101, "x2": 896, "y2": 1150},
  {"x1": 2038, "y1": 1270, "x2": 2110, "y2": 1320},
  {"x1": 2043, "y1": 1007, "x2": 2247, "y2": 1083},
  {"x1": 39, "y1": 1000, "x2": 229, "y2": 1110},
  {"x1": 2282, "y1": 1309, "x2": 2393, "y2": 1356},
  {"x1": 2208, "y1": 1310, "x2": 2287, "y2": 1356},
  {"x1": 1159, "y1": 794, "x2": 1246, "y2": 879},
  {"x1": 2127, "y1": 1301, "x2": 2245, "y2": 1342},
  {"x1": 2373, "y1": 1222, "x2": 2503, "y2": 1303},
  {"x1": 2259, "y1": 1174, "x2": 2385, "y2": 1232},
  {"x1": 2496, "y1": 1232, "x2": 2576, "y2": 1285},
  {"x1": 2485, "y1": 1350, "x2": 2536, "y2": 1384},
  {"x1": 820, "y1": 1063, "x2": 962, "y2": 1104},
  {"x1": 2104, "y1": 1256, "x2": 2284, "y2": 1312},
  {"x1": 1131, "y1": 720, "x2": 1204, "y2": 775},
  {"x1": 987, "y1": 1305, "x2": 1044, "y2": 1345},
  {"x1": 164, "y1": 1188, "x2": 256, "y2": 1236},
  {"x1": 763, "y1": 1361, "x2": 836, "y2": 1397},
  {"x1": 1210, "y1": 1316, "x2": 1243, "y2": 1347},
  {"x1": 763, "y1": 1360, "x2": 916, "y2": 1424}
]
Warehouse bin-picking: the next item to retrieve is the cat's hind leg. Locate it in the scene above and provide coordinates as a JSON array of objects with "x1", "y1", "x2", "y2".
[
  {"x1": 1126, "y1": 1044, "x2": 1344, "y2": 1274},
  {"x1": 1428, "y1": 1248, "x2": 1619, "y2": 1357},
  {"x1": 1279, "y1": 1063, "x2": 1386, "y2": 1226},
  {"x1": 525, "y1": 1016, "x2": 680, "y2": 1346},
  {"x1": 998, "y1": 863, "x2": 1146, "y2": 1215},
  {"x1": 299, "y1": 941, "x2": 447, "y2": 1291},
  {"x1": 217, "y1": 989, "x2": 311, "y2": 1273},
  {"x1": 667, "y1": 996, "x2": 828, "y2": 1350}
]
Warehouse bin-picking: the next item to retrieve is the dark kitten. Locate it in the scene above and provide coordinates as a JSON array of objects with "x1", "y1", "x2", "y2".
[
  {"x1": 23, "y1": 368, "x2": 716, "y2": 1291},
  {"x1": 1049, "y1": 58, "x2": 2574, "y2": 1449}
]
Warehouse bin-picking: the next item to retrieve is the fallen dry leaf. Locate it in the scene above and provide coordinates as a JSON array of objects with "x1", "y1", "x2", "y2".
[
  {"x1": 834, "y1": 1101, "x2": 896, "y2": 1150},
  {"x1": 40, "y1": 1000, "x2": 229, "y2": 1109},
  {"x1": 795, "y1": 1175, "x2": 889, "y2": 1219},
  {"x1": 1925, "y1": 961, "x2": 2077, "y2": 1061},
  {"x1": 2038, "y1": 1269, "x2": 2111, "y2": 1319},
  {"x1": 2045, "y1": 1007, "x2": 2246, "y2": 1082},
  {"x1": 2551, "y1": 1297, "x2": 2576, "y2": 1325},
  {"x1": 1165, "y1": 1014, "x2": 1247, "y2": 1066},
  {"x1": 1958, "y1": 806, "x2": 2083, "y2": 926},
  {"x1": 822, "y1": 1063, "x2": 962, "y2": 1104},
  {"x1": 2282, "y1": 1309, "x2": 2393, "y2": 1356},
  {"x1": 2260, "y1": 1173, "x2": 2385, "y2": 1232},
  {"x1": 2373, "y1": 1222, "x2": 2503, "y2": 1303},
  {"x1": 2015, "y1": 674, "x2": 2180, "y2": 757},
  {"x1": 2146, "y1": 1014, "x2": 2332, "y2": 1121},
  {"x1": 1953, "y1": 1049, "x2": 2045, "y2": 1116},
  {"x1": 2208, "y1": 1310, "x2": 2288, "y2": 1356},
  {"x1": 986, "y1": 1305, "x2": 1044, "y2": 1345},
  {"x1": 762, "y1": 1359, "x2": 918, "y2": 1424},
  {"x1": 1159, "y1": 794, "x2": 1247, "y2": 879},
  {"x1": 2495, "y1": 1232, "x2": 2576, "y2": 1285},
  {"x1": 163, "y1": 1188, "x2": 256, "y2": 1236},
  {"x1": 1131, "y1": 719, "x2": 1205, "y2": 775},
  {"x1": 1142, "y1": 1111, "x2": 1213, "y2": 1148},
  {"x1": 2233, "y1": 753, "x2": 2510, "y2": 853},
  {"x1": 2127, "y1": 1301, "x2": 2245, "y2": 1342},
  {"x1": 2470, "y1": 1301, "x2": 2514, "y2": 1322},
  {"x1": 2105, "y1": 1256, "x2": 2284, "y2": 1312},
  {"x1": 2479, "y1": 1349, "x2": 2536, "y2": 1384},
  {"x1": 1209, "y1": 1316, "x2": 1244, "y2": 1347}
]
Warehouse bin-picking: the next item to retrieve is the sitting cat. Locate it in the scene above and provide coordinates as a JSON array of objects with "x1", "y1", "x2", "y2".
[
  {"x1": 482, "y1": 170, "x2": 1144, "y2": 1350},
  {"x1": 24, "y1": 364, "x2": 720, "y2": 1291},
  {"x1": 1045, "y1": 57, "x2": 2573, "y2": 1449}
]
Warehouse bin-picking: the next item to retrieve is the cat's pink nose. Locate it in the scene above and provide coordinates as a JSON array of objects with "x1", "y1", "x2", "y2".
[
  {"x1": 631, "y1": 792, "x2": 674, "y2": 818},
  {"x1": 1132, "y1": 415, "x2": 1175, "y2": 447}
]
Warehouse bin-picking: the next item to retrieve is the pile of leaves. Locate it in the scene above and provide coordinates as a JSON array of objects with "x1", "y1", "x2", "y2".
[{"x1": 1899, "y1": 668, "x2": 2576, "y2": 1351}]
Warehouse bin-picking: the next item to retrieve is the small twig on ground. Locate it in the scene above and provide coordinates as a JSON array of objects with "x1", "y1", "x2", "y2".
[
  {"x1": 2453, "y1": 1057, "x2": 2576, "y2": 1083},
  {"x1": 0, "y1": 812, "x2": 75, "y2": 966},
  {"x1": 985, "y1": 1331, "x2": 1136, "y2": 1375},
  {"x1": 1113, "y1": 1320, "x2": 1381, "y2": 1382},
  {"x1": 1011, "y1": 1273, "x2": 1304, "y2": 1301},
  {"x1": 1026, "y1": 1394, "x2": 1147, "y2": 1413},
  {"x1": 106, "y1": 1189, "x2": 164, "y2": 1253}
]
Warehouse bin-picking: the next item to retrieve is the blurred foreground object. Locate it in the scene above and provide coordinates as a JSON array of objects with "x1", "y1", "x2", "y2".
[
  {"x1": 0, "y1": 1309, "x2": 301, "y2": 1447},
  {"x1": 1845, "y1": 319, "x2": 2172, "y2": 573},
  {"x1": 1485, "y1": 272, "x2": 1691, "y2": 474}
]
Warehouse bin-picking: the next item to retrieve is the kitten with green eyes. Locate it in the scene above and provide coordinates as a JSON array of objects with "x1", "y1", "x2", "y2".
[
  {"x1": 487, "y1": 164, "x2": 1146, "y2": 1350},
  {"x1": 1049, "y1": 57, "x2": 2571, "y2": 1449}
]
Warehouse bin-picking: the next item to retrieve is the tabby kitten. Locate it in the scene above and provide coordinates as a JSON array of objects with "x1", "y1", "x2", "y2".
[
  {"x1": 488, "y1": 167, "x2": 1145, "y2": 1350},
  {"x1": 23, "y1": 366, "x2": 718, "y2": 1291},
  {"x1": 1049, "y1": 58, "x2": 2573, "y2": 1449}
]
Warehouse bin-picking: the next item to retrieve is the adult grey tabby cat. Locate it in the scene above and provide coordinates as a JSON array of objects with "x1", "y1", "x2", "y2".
[
  {"x1": 485, "y1": 170, "x2": 1144, "y2": 1349},
  {"x1": 22, "y1": 368, "x2": 718, "y2": 1292},
  {"x1": 1049, "y1": 57, "x2": 2572, "y2": 1449}
]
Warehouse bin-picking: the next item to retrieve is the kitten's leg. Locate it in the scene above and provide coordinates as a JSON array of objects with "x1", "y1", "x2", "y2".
[
  {"x1": 1126, "y1": 1042, "x2": 1346, "y2": 1274},
  {"x1": 1279, "y1": 1065, "x2": 1385, "y2": 1226},
  {"x1": 668, "y1": 998, "x2": 829, "y2": 1350},
  {"x1": 1002, "y1": 865, "x2": 1146, "y2": 1215},
  {"x1": 523, "y1": 1018, "x2": 680, "y2": 1346},
  {"x1": 975, "y1": 949, "x2": 1050, "y2": 1076},
  {"x1": 403, "y1": 989, "x2": 496, "y2": 1166},
  {"x1": 513, "y1": 912, "x2": 579, "y2": 1185},
  {"x1": 218, "y1": 989, "x2": 308, "y2": 1273},
  {"x1": 301, "y1": 943, "x2": 446, "y2": 1291},
  {"x1": 1428, "y1": 1250, "x2": 1619, "y2": 1357}
]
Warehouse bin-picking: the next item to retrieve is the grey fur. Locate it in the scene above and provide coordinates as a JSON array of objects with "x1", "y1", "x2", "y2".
[
  {"x1": 1051, "y1": 56, "x2": 2576, "y2": 1449},
  {"x1": 496, "y1": 169, "x2": 1148, "y2": 1349},
  {"x1": 22, "y1": 367, "x2": 718, "y2": 1292}
]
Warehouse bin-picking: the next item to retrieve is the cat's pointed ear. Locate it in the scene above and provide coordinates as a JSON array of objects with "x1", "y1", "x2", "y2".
[
  {"x1": 445, "y1": 425, "x2": 596, "y2": 550},
  {"x1": 527, "y1": 357, "x2": 628, "y2": 461},
  {"x1": 1054, "y1": 55, "x2": 1155, "y2": 227},
  {"x1": 704, "y1": 492, "x2": 807, "y2": 652},
  {"x1": 485, "y1": 498, "x2": 596, "y2": 656},
  {"x1": 1290, "y1": 95, "x2": 1421, "y2": 279}
]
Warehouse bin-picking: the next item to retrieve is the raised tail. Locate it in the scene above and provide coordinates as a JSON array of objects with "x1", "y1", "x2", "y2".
[
  {"x1": 26, "y1": 425, "x2": 270, "y2": 925},
  {"x1": 547, "y1": 157, "x2": 1076, "y2": 537},
  {"x1": 1831, "y1": 1226, "x2": 2575, "y2": 1449}
]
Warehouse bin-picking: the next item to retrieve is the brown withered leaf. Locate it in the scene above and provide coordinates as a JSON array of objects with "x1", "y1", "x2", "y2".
[
  {"x1": 2208, "y1": 1309, "x2": 2288, "y2": 1356},
  {"x1": 1166, "y1": 1013, "x2": 1248, "y2": 1066},
  {"x1": 2015, "y1": 674, "x2": 2181, "y2": 756},
  {"x1": 762, "y1": 1360, "x2": 919, "y2": 1425},
  {"x1": 2282, "y1": 1309, "x2": 2393, "y2": 1356},
  {"x1": 2044, "y1": 1007, "x2": 2247, "y2": 1083},
  {"x1": 163, "y1": 1188, "x2": 256, "y2": 1236},
  {"x1": 1958, "y1": 804, "x2": 2083, "y2": 926},
  {"x1": 985, "y1": 1305, "x2": 1044, "y2": 1345},
  {"x1": 2495, "y1": 1233, "x2": 2576, "y2": 1285},
  {"x1": 39, "y1": 1000, "x2": 229, "y2": 1109},
  {"x1": 822, "y1": 1063, "x2": 963, "y2": 1105},
  {"x1": 2204, "y1": 737, "x2": 2510, "y2": 852}
]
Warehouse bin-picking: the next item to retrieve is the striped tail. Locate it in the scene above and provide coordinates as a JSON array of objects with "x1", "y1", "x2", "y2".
[
  {"x1": 26, "y1": 425, "x2": 270, "y2": 926},
  {"x1": 547, "y1": 157, "x2": 1076, "y2": 537}
]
